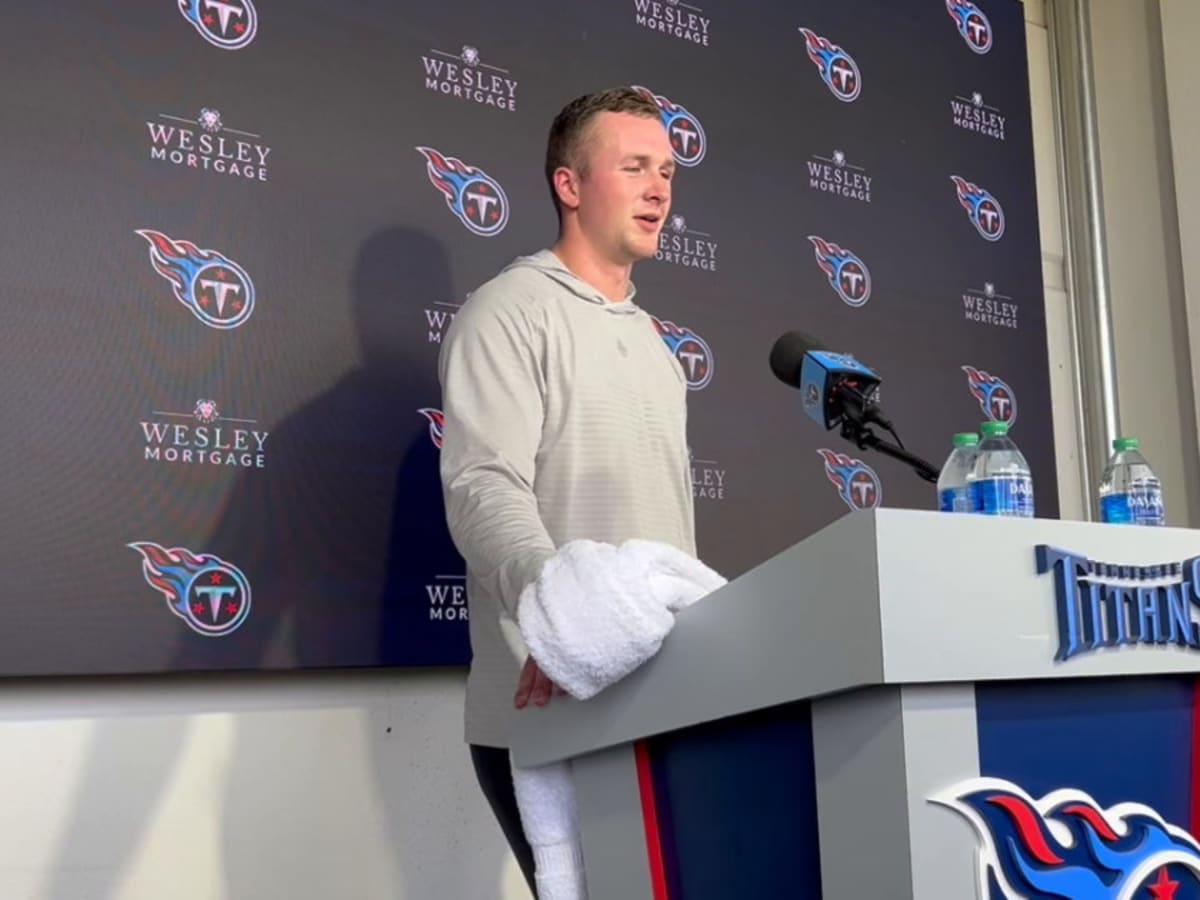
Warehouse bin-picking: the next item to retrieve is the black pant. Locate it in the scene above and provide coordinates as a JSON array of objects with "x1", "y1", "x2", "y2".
[{"x1": 470, "y1": 744, "x2": 538, "y2": 895}]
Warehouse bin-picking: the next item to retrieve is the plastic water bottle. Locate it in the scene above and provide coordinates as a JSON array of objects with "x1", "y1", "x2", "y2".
[
  {"x1": 1098, "y1": 437, "x2": 1165, "y2": 526},
  {"x1": 937, "y1": 432, "x2": 980, "y2": 512},
  {"x1": 972, "y1": 421, "x2": 1034, "y2": 517}
]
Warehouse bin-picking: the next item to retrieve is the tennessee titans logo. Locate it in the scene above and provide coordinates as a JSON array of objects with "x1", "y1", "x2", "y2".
[
  {"x1": 963, "y1": 365, "x2": 1017, "y2": 424},
  {"x1": 416, "y1": 147, "x2": 510, "y2": 237},
  {"x1": 947, "y1": 0, "x2": 994, "y2": 54},
  {"x1": 129, "y1": 542, "x2": 251, "y2": 637},
  {"x1": 933, "y1": 777, "x2": 1200, "y2": 899},
  {"x1": 633, "y1": 86, "x2": 707, "y2": 167},
  {"x1": 799, "y1": 28, "x2": 861, "y2": 102},
  {"x1": 418, "y1": 408, "x2": 444, "y2": 450},
  {"x1": 652, "y1": 316, "x2": 713, "y2": 390},
  {"x1": 136, "y1": 229, "x2": 255, "y2": 329},
  {"x1": 952, "y1": 175, "x2": 1006, "y2": 241},
  {"x1": 177, "y1": 0, "x2": 258, "y2": 50},
  {"x1": 818, "y1": 449, "x2": 881, "y2": 510},
  {"x1": 809, "y1": 236, "x2": 871, "y2": 307}
]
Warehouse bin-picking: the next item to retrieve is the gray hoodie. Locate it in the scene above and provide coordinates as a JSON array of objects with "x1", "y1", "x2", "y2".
[{"x1": 438, "y1": 249, "x2": 695, "y2": 748}]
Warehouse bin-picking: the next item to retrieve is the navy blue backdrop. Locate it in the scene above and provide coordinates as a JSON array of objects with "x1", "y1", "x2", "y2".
[{"x1": 0, "y1": 0, "x2": 1054, "y2": 673}]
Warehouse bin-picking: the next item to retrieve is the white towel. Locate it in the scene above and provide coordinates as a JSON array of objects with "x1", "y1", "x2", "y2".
[
  {"x1": 511, "y1": 539, "x2": 726, "y2": 900},
  {"x1": 517, "y1": 539, "x2": 727, "y2": 701},
  {"x1": 512, "y1": 760, "x2": 585, "y2": 900}
]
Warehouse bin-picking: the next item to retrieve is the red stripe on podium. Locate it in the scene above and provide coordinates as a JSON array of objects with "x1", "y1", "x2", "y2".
[
  {"x1": 635, "y1": 740, "x2": 671, "y2": 900},
  {"x1": 1191, "y1": 677, "x2": 1200, "y2": 837}
]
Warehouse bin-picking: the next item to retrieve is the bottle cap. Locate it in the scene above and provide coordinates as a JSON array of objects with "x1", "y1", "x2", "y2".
[
  {"x1": 1113, "y1": 436, "x2": 1139, "y2": 451},
  {"x1": 980, "y1": 421, "x2": 1009, "y2": 437},
  {"x1": 953, "y1": 432, "x2": 980, "y2": 447}
]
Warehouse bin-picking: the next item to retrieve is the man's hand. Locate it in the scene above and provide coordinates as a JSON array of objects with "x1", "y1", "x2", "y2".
[{"x1": 514, "y1": 656, "x2": 567, "y2": 709}]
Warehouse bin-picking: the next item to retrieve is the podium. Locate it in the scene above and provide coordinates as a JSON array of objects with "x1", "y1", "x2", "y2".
[{"x1": 510, "y1": 509, "x2": 1200, "y2": 899}]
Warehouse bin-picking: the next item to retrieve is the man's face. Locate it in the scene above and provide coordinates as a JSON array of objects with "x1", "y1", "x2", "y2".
[{"x1": 572, "y1": 111, "x2": 675, "y2": 264}]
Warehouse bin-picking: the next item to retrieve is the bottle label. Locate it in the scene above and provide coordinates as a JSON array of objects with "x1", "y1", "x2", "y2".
[
  {"x1": 974, "y1": 475, "x2": 1034, "y2": 518},
  {"x1": 1101, "y1": 481, "x2": 1164, "y2": 526},
  {"x1": 939, "y1": 486, "x2": 975, "y2": 513}
]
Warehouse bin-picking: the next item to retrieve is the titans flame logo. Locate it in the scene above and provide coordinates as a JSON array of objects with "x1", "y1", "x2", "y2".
[
  {"x1": 129, "y1": 542, "x2": 251, "y2": 637},
  {"x1": 952, "y1": 175, "x2": 1006, "y2": 241},
  {"x1": 418, "y1": 408, "x2": 444, "y2": 450},
  {"x1": 633, "y1": 86, "x2": 707, "y2": 167},
  {"x1": 136, "y1": 229, "x2": 255, "y2": 329},
  {"x1": 934, "y1": 777, "x2": 1200, "y2": 899},
  {"x1": 416, "y1": 147, "x2": 510, "y2": 237},
  {"x1": 799, "y1": 28, "x2": 862, "y2": 102},
  {"x1": 963, "y1": 365, "x2": 1018, "y2": 425},
  {"x1": 177, "y1": 0, "x2": 258, "y2": 50},
  {"x1": 818, "y1": 449, "x2": 882, "y2": 511},
  {"x1": 809, "y1": 236, "x2": 872, "y2": 307},
  {"x1": 946, "y1": 0, "x2": 994, "y2": 54},
  {"x1": 652, "y1": 316, "x2": 714, "y2": 390}
]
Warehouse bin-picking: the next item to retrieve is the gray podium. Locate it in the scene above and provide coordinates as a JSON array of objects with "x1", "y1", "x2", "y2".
[{"x1": 511, "y1": 509, "x2": 1200, "y2": 899}]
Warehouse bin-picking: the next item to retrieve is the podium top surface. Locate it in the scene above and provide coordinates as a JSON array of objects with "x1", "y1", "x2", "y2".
[{"x1": 510, "y1": 509, "x2": 1200, "y2": 767}]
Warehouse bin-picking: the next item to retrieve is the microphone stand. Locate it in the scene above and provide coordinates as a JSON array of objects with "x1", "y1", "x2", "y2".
[{"x1": 840, "y1": 418, "x2": 941, "y2": 484}]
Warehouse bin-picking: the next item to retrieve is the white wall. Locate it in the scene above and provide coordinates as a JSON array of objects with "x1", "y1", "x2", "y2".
[
  {"x1": 1087, "y1": 0, "x2": 1200, "y2": 526},
  {"x1": 1024, "y1": 0, "x2": 1088, "y2": 521},
  {"x1": 0, "y1": 671, "x2": 531, "y2": 900},
  {"x1": 0, "y1": 6, "x2": 1085, "y2": 900},
  {"x1": 1160, "y1": 0, "x2": 1200, "y2": 484}
]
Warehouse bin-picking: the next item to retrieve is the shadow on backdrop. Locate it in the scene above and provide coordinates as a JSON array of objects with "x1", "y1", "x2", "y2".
[{"x1": 41, "y1": 227, "x2": 511, "y2": 899}]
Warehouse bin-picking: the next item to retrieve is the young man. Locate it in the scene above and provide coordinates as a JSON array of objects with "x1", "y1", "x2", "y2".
[{"x1": 438, "y1": 87, "x2": 696, "y2": 890}]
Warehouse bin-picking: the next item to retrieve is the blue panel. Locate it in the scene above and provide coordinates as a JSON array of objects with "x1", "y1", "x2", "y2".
[
  {"x1": 646, "y1": 701, "x2": 821, "y2": 899},
  {"x1": 975, "y1": 676, "x2": 1194, "y2": 825},
  {"x1": 971, "y1": 676, "x2": 1200, "y2": 897}
]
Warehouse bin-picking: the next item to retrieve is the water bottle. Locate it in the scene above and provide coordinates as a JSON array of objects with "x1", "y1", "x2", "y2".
[
  {"x1": 937, "y1": 432, "x2": 980, "y2": 512},
  {"x1": 1098, "y1": 437, "x2": 1165, "y2": 526},
  {"x1": 972, "y1": 421, "x2": 1034, "y2": 517}
]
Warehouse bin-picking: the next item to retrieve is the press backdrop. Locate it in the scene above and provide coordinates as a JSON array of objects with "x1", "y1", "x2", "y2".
[{"x1": 0, "y1": 0, "x2": 1054, "y2": 673}]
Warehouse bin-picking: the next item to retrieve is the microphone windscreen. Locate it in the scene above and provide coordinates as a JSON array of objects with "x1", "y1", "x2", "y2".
[{"x1": 769, "y1": 330, "x2": 825, "y2": 387}]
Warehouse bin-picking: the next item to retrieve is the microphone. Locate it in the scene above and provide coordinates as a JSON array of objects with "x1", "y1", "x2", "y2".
[
  {"x1": 769, "y1": 330, "x2": 941, "y2": 484},
  {"x1": 768, "y1": 330, "x2": 892, "y2": 432}
]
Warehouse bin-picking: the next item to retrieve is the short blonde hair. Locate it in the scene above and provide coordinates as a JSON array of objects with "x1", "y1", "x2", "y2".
[{"x1": 544, "y1": 87, "x2": 661, "y2": 215}]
